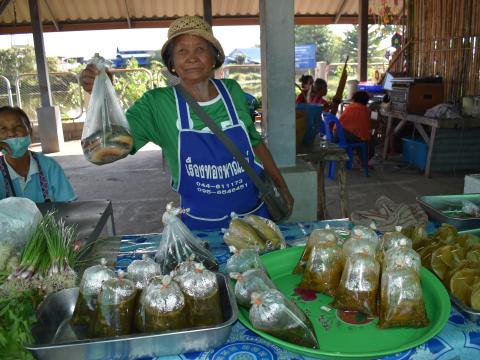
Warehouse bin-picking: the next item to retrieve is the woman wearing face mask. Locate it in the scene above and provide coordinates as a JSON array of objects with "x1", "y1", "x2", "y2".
[{"x1": 0, "y1": 106, "x2": 76, "y2": 203}]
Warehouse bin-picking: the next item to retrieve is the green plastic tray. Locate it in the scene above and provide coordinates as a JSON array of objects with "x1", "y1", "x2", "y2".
[{"x1": 238, "y1": 246, "x2": 451, "y2": 359}]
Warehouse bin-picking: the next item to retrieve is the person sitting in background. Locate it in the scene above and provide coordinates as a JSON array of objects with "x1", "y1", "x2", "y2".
[
  {"x1": 0, "y1": 106, "x2": 77, "y2": 203},
  {"x1": 337, "y1": 90, "x2": 375, "y2": 162},
  {"x1": 308, "y1": 78, "x2": 330, "y2": 111},
  {"x1": 295, "y1": 74, "x2": 314, "y2": 104}
]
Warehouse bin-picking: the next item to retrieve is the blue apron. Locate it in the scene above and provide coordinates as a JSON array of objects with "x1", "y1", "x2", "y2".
[{"x1": 175, "y1": 78, "x2": 269, "y2": 230}]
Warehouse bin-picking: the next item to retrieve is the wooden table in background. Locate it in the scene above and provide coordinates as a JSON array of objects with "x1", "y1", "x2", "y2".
[{"x1": 297, "y1": 143, "x2": 350, "y2": 220}]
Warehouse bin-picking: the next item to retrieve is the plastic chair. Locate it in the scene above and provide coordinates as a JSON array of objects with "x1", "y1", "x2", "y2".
[
  {"x1": 296, "y1": 103, "x2": 325, "y2": 145},
  {"x1": 322, "y1": 112, "x2": 369, "y2": 179}
]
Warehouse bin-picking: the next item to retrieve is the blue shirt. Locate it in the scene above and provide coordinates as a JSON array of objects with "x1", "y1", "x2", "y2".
[{"x1": 0, "y1": 152, "x2": 77, "y2": 203}]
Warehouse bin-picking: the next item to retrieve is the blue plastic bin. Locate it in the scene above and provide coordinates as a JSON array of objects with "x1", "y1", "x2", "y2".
[
  {"x1": 402, "y1": 138, "x2": 428, "y2": 169},
  {"x1": 295, "y1": 103, "x2": 325, "y2": 145}
]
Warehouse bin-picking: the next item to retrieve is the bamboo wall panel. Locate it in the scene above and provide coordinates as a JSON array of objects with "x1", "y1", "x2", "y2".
[{"x1": 408, "y1": 0, "x2": 480, "y2": 103}]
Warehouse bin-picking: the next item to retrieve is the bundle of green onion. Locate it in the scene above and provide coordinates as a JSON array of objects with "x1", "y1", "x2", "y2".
[{"x1": 5, "y1": 210, "x2": 84, "y2": 293}]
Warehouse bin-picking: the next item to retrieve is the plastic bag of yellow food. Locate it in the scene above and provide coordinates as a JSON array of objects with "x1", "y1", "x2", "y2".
[
  {"x1": 378, "y1": 268, "x2": 429, "y2": 328},
  {"x1": 298, "y1": 242, "x2": 343, "y2": 296},
  {"x1": 332, "y1": 253, "x2": 380, "y2": 316},
  {"x1": 292, "y1": 226, "x2": 338, "y2": 274}
]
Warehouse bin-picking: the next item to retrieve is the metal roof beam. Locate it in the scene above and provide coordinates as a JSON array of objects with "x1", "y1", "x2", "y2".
[
  {"x1": 0, "y1": 0, "x2": 12, "y2": 17},
  {"x1": 42, "y1": 0, "x2": 59, "y2": 31},
  {"x1": 334, "y1": 0, "x2": 348, "y2": 24},
  {"x1": 123, "y1": 0, "x2": 131, "y2": 28}
]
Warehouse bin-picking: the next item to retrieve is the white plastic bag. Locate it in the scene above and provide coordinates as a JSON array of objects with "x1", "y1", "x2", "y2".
[
  {"x1": 81, "y1": 55, "x2": 133, "y2": 165},
  {"x1": 0, "y1": 197, "x2": 42, "y2": 253},
  {"x1": 155, "y1": 203, "x2": 218, "y2": 274}
]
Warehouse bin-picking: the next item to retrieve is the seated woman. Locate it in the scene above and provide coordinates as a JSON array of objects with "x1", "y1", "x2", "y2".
[
  {"x1": 295, "y1": 74, "x2": 314, "y2": 104},
  {"x1": 337, "y1": 91, "x2": 375, "y2": 160},
  {"x1": 308, "y1": 78, "x2": 330, "y2": 111},
  {"x1": 0, "y1": 106, "x2": 77, "y2": 202}
]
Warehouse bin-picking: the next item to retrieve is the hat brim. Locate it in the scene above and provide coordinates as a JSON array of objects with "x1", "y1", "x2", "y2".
[{"x1": 161, "y1": 29, "x2": 225, "y2": 69}]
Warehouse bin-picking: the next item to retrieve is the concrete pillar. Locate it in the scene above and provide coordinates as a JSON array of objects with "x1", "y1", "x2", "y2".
[
  {"x1": 29, "y1": 0, "x2": 64, "y2": 153},
  {"x1": 259, "y1": 0, "x2": 295, "y2": 167},
  {"x1": 259, "y1": 0, "x2": 317, "y2": 222},
  {"x1": 36, "y1": 106, "x2": 64, "y2": 153},
  {"x1": 316, "y1": 61, "x2": 327, "y2": 80}
]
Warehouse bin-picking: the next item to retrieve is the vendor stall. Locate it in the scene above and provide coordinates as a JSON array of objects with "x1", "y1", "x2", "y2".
[{"x1": 13, "y1": 216, "x2": 479, "y2": 360}]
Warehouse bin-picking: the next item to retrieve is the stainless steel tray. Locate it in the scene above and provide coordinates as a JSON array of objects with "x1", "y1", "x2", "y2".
[
  {"x1": 417, "y1": 194, "x2": 480, "y2": 230},
  {"x1": 25, "y1": 273, "x2": 237, "y2": 360}
]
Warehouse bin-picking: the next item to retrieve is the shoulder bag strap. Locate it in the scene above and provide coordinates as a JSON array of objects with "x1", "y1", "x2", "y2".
[
  {"x1": 0, "y1": 156, "x2": 16, "y2": 197},
  {"x1": 31, "y1": 152, "x2": 51, "y2": 202},
  {"x1": 174, "y1": 84, "x2": 273, "y2": 198}
]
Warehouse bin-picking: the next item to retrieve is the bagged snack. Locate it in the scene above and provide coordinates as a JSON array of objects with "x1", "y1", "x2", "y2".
[
  {"x1": 127, "y1": 254, "x2": 161, "y2": 291},
  {"x1": 176, "y1": 263, "x2": 223, "y2": 327},
  {"x1": 242, "y1": 214, "x2": 286, "y2": 250},
  {"x1": 155, "y1": 203, "x2": 218, "y2": 274},
  {"x1": 332, "y1": 253, "x2": 380, "y2": 316},
  {"x1": 135, "y1": 275, "x2": 188, "y2": 333},
  {"x1": 382, "y1": 226, "x2": 412, "y2": 252},
  {"x1": 379, "y1": 268, "x2": 429, "y2": 328},
  {"x1": 342, "y1": 238, "x2": 377, "y2": 260},
  {"x1": 299, "y1": 242, "x2": 343, "y2": 296},
  {"x1": 81, "y1": 55, "x2": 133, "y2": 165},
  {"x1": 293, "y1": 226, "x2": 338, "y2": 274},
  {"x1": 91, "y1": 270, "x2": 136, "y2": 337},
  {"x1": 230, "y1": 269, "x2": 276, "y2": 308},
  {"x1": 70, "y1": 258, "x2": 116, "y2": 326},
  {"x1": 223, "y1": 216, "x2": 267, "y2": 252},
  {"x1": 383, "y1": 246, "x2": 421, "y2": 274},
  {"x1": 225, "y1": 247, "x2": 264, "y2": 275},
  {"x1": 249, "y1": 290, "x2": 319, "y2": 348},
  {"x1": 350, "y1": 224, "x2": 380, "y2": 248}
]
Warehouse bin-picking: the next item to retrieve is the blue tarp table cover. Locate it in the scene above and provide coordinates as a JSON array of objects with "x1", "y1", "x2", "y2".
[{"x1": 116, "y1": 220, "x2": 480, "y2": 360}]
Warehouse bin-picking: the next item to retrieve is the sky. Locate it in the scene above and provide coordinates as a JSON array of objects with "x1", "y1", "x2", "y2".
[{"x1": 0, "y1": 24, "x2": 352, "y2": 60}]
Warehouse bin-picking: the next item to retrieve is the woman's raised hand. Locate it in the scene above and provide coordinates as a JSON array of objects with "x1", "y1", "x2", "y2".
[{"x1": 79, "y1": 64, "x2": 113, "y2": 94}]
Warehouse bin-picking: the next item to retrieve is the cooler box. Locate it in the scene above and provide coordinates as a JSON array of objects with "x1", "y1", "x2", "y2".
[
  {"x1": 358, "y1": 82, "x2": 384, "y2": 93},
  {"x1": 402, "y1": 138, "x2": 428, "y2": 169}
]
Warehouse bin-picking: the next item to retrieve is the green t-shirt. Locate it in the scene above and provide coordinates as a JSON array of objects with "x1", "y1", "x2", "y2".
[{"x1": 125, "y1": 78, "x2": 261, "y2": 188}]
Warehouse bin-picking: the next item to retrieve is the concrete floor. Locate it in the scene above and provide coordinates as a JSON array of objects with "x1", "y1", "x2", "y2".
[{"x1": 33, "y1": 140, "x2": 468, "y2": 235}]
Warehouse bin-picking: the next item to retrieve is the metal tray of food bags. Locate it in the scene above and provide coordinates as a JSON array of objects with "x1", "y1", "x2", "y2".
[
  {"x1": 417, "y1": 194, "x2": 480, "y2": 230},
  {"x1": 25, "y1": 273, "x2": 237, "y2": 360}
]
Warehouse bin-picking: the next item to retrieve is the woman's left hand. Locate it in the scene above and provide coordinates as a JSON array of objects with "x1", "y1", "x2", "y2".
[{"x1": 279, "y1": 185, "x2": 295, "y2": 216}]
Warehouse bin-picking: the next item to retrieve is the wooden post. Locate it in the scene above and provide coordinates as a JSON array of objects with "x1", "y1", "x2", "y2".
[
  {"x1": 358, "y1": 0, "x2": 368, "y2": 81},
  {"x1": 203, "y1": 0, "x2": 212, "y2": 25}
]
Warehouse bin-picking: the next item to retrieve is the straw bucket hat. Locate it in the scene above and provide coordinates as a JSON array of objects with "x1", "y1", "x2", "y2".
[{"x1": 161, "y1": 16, "x2": 225, "y2": 70}]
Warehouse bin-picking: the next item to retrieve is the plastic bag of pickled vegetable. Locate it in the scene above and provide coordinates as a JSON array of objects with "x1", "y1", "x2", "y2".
[
  {"x1": 225, "y1": 246, "x2": 264, "y2": 275},
  {"x1": 135, "y1": 275, "x2": 189, "y2": 333},
  {"x1": 70, "y1": 258, "x2": 116, "y2": 326},
  {"x1": 292, "y1": 225, "x2": 338, "y2": 274},
  {"x1": 379, "y1": 268, "x2": 429, "y2": 328},
  {"x1": 350, "y1": 224, "x2": 379, "y2": 247},
  {"x1": 401, "y1": 225, "x2": 428, "y2": 250},
  {"x1": 249, "y1": 289, "x2": 319, "y2": 348},
  {"x1": 230, "y1": 268, "x2": 276, "y2": 308},
  {"x1": 332, "y1": 253, "x2": 380, "y2": 316},
  {"x1": 382, "y1": 226, "x2": 412, "y2": 252},
  {"x1": 176, "y1": 263, "x2": 223, "y2": 327},
  {"x1": 91, "y1": 270, "x2": 136, "y2": 337},
  {"x1": 81, "y1": 55, "x2": 133, "y2": 165},
  {"x1": 383, "y1": 246, "x2": 421, "y2": 274},
  {"x1": 299, "y1": 242, "x2": 343, "y2": 296},
  {"x1": 127, "y1": 254, "x2": 161, "y2": 291},
  {"x1": 171, "y1": 255, "x2": 201, "y2": 281},
  {"x1": 342, "y1": 238, "x2": 377, "y2": 260},
  {"x1": 155, "y1": 203, "x2": 218, "y2": 274}
]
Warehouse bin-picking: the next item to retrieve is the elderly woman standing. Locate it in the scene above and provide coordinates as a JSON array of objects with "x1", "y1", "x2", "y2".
[{"x1": 80, "y1": 16, "x2": 293, "y2": 230}]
